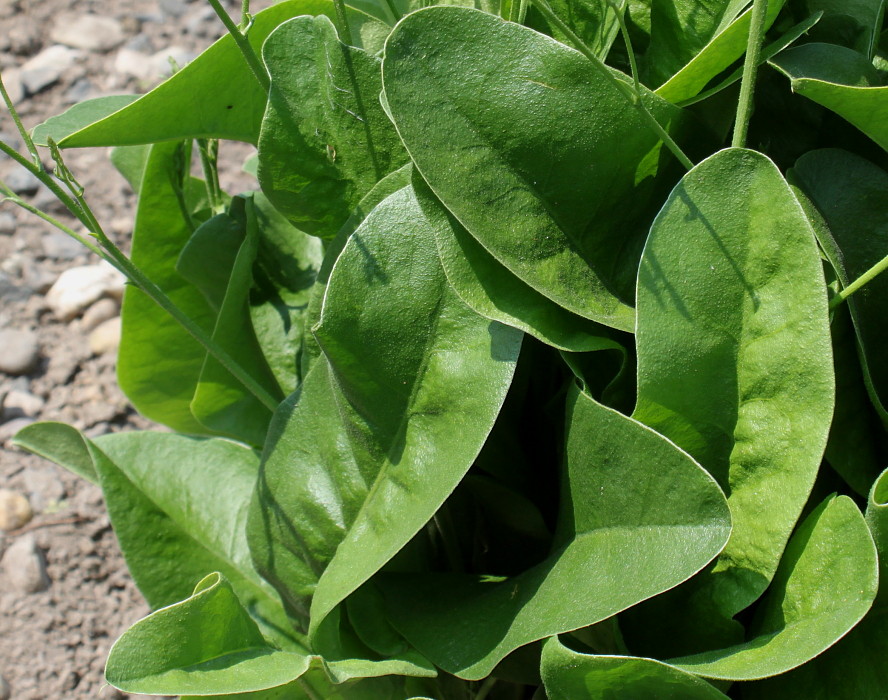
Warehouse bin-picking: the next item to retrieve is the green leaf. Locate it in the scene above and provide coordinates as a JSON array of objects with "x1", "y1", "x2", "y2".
[
  {"x1": 31, "y1": 95, "x2": 138, "y2": 146},
  {"x1": 86, "y1": 431, "x2": 296, "y2": 648},
  {"x1": 257, "y1": 15, "x2": 408, "y2": 239},
  {"x1": 300, "y1": 163, "x2": 413, "y2": 376},
  {"x1": 802, "y1": 0, "x2": 885, "y2": 57},
  {"x1": 59, "y1": 1, "x2": 389, "y2": 148},
  {"x1": 655, "y1": 0, "x2": 789, "y2": 104},
  {"x1": 629, "y1": 148, "x2": 834, "y2": 654},
  {"x1": 383, "y1": 6, "x2": 695, "y2": 329},
  {"x1": 190, "y1": 196, "x2": 284, "y2": 446},
  {"x1": 11, "y1": 421, "x2": 97, "y2": 484},
  {"x1": 645, "y1": 0, "x2": 755, "y2": 87},
  {"x1": 669, "y1": 495, "x2": 878, "y2": 680},
  {"x1": 529, "y1": 0, "x2": 622, "y2": 59},
  {"x1": 867, "y1": 467, "x2": 888, "y2": 584},
  {"x1": 248, "y1": 192, "x2": 324, "y2": 396},
  {"x1": 247, "y1": 185, "x2": 522, "y2": 647},
  {"x1": 417, "y1": 174, "x2": 620, "y2": 352},
  {"x1": 379, "y1": 386, "x2": 731, "y2": 680},
  {"x1": 540, "y1": 637, "x2": 730, "y2": 699},
  {"x1": 106, "y1": 573, "x2": 310, "y2": 696},
  {"x1": 110, "y1": 144, "x2": 151, "y2": 193},
  {"x1": 770, "y1": 43, "x2": 888, "y2": 152},
  {"x1": 789, "y1": 148, "x2": 888, "y2": 425},
  {"x1": 117, "y1": 141, "x2": 218, "y2": 434}
]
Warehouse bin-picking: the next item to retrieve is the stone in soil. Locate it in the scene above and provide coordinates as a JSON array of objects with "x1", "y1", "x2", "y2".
[
  {"x1": 0, "y1": 674, "x2": 9, "y2": 700},
  {"x1": 2, "y1": 389, "x2": 45, "y2": 418},
  {"x1": 0, "y1": 416, "x2": 35, "y2": 445},
  {"x1": 89, "y1": 316, "x2": 121, "y2": 356},
  {"x1": 0, "y1": 212, "x2": 16, "y2": 236},
  {"x1": 2, "y1": 164, "x2": 41, "y2": 196},
  {"x1": 50, "y1": 14, "x2": 125, "y2": 52},
  {"x1": 45, "y1": 262, "x2": 126, "y2": 320},
  {"x1": 41, "y1": 230, "x2": 86, "y2": 261},
  {"x1": 0, "y1": 489, "x2": 33, "y2": 531},
  {"x1": 81, "y1": 297, "x2": 119, "y2": 331},
  {"x1": 18, "y1": 45, "x2": 82, "y2": 96},
  {"x1": 1, "y1": 534, "x2": 49, "y2": 593},
  {"x1": 0, "y1": 328, "x2": 39, "y2": 375}
]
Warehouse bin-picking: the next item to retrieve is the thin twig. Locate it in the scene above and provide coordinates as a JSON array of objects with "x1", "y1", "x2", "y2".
[
  {"x1": 206, "y1": 0, "x2": 270, "y2": 92},
  {"x1": 732, "y1": 0, "x2": 769, "y2": 148}
]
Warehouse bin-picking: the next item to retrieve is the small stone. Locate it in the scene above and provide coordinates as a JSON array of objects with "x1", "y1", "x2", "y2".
[
  {"x1": 150, "y1": 46, "x2": 195, "y2": 77},
  {"x1": 114, "y1": 48, "x2": 155, "y2": 81},
  {"x1": 63, "y1": 77, "x2": 94, "y2": 104},
  {"x1": 0, "y1": 674, "x2": 9, "y2": 700},
  {"x1": 0, "y1": 328, "x2": 39, "y2": 375},
  {"x1": 2, "y1": 389, "x2": 44, "y2": 418},
  {"x1": 0, "y1": 489, "x2": 32, "y2": 531},
  {"x1": 159, "y1": 0, "x2": 189, "y2": 18},
  {"x1": 2, "y1": 165, "x2": 40, "y2": 196},
  {"x1": 0, "y1": 416, "x2": 35, "y2": 445},
  {"x1": 20, "y1": 259, "x2": 57, "y2": 294},
  {"x1": 123, "y1": 33, "x2": 154, "y2": 54},
  {"x1": 19, "y1": 45, "x2": 82, "y2": 96},
  {"x1": 0, "y1": 70, "x2": 23, "y2": 106},
  {"x1": 1, "y1": 534, "x2": 50, "y2": 593},
  {"x1": 45, "y1": 262, "x2": 126, "y2": 320},
  {"x1": 50, "y1": 15, "x2": 125, "y2": 52},
  {"x1": 41, "y1": 231, "x2": 85, "y2": 261},
  {"x1": 89, "y1": 317, "x2": 121, "y2": 356},
  {"x1": 23, "y1": 465, "x2": 64, "y2": 512},
  {"x1": 81, "y1": 297, "x2": 119, "y2": 331},
  {"x1": 0, "y1": 212, "x2": 16, "y2": 235}
]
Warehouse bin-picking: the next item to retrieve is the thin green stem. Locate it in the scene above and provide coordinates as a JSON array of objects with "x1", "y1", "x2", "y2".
[
  {"x1": 732, "y1": 0, "x2": 768, "y2": 148},
  {"x1": 608, "y1": 0, "x2": 639, "y2": 90},
  {"x1": 529, "y1": 0, "x2": 693, "y2": 170},
  {"x1": 206, "y1": 0, "x2": 270, "y2": 93},
  {"x1": 475, "y1": 676, "x2": 498, "y2": 700},
  {"x1": 297, "y1": 678, "x2": 323, "y2": 700},
  {"x1": 239, "y1": 0, "x2": 251, "y2": 29},
  {"x1": 331, "y1": 0, "x2": 354, "y2": 45},
  {"x1": 384, "y1": 0, "x2": 402, "y2": 22},
  {"x1": 830, "y1": 253, "x2": 888, "y2": 309},
  {"x1": 0, "y1": 73, "x2": 40, "y2": 165},
  {"x1": 197, "y1": 138, "x2": 224, "y2": 215}
]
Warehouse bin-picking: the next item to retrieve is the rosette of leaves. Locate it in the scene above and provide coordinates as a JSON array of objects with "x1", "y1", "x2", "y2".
[{"x1": 6, "y1": 0, "x2": 888, "y2": 697}]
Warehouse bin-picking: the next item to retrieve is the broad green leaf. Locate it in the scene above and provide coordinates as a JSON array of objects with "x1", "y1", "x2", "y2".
[
  {"x1": 540, "y1": 637, "x2": 730, "y2": 699},
  {"x1": 110, "y1": 144, "x2": 151, "y2": 193},
  {"x1": 655, "y1": 0, "x2": 788, "y2": 104},
  {"x1": 528, "y1": 0, "x2": 622, "y2": 59},
  {"x1": 106, "y1": 573, "x2": 310, "y2": 696},
  {"x1": 770, "y1": 43, "x2": 888, "y2": 152},
  {"x1": 742, "y1": 471, "x2": 888, "y2": 698},
  {"x1": 86, "y1": 431, "x2": 296, "y2": 649},
  {"x1": 379, "y1": 386, "x2": 731, "y2": 680},
  {"x1": 248, "y1": 192, "x2": 323, "y2": 395},
  {"x1": 11, "y1": 421, "x2": 97, "y2": 484},
  {"x1": 629, "y1": 148, "x2": 834, "y2": 654},
  {"x1": 190, "y1": 197, "x2": 284, "y2": 446},
  {"x1": 247, "y1": 185, "x2": 521, "y2": 647},
  {"x1": 418, "y1": 175, "x2": 620, "y2": 352},
  {"x1": 669, "y1": 495, "x2": 878, "y2": 680},
  {"x1": 645, "y1": 0, "x2": 753, "y2": 86},
  {"x1": 117, "y1": 141, "x2": 217, "y2": 434},
  {"x1": 257, "y1": 15, "x2": 408, "y2": 239},
  {"x1": 802, "y1": 0, "x2": 885, "y2": 57},
  {"x1": 789, "y1": 148, "x2": 888, "y2": 425},
  {"x1": 383, "y1": 6, "x2": 695, "y2": 329},
  {"x1": 300, "y1": 163, "x2": 413, "y2": 375},
  {"x1": 59, "y1": 1, "x2": 389, "y2": 148},
  {"x1": 31, "y1": 95, "x2": 138, "y2": 145}
]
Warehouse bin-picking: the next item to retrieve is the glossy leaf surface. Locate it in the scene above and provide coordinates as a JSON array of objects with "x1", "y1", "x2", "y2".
[
  {"x1": 247, "y1": 185, "x2": 521, "y2": 645},
  {"x1": 540, "y1": 637, "x2": 730, "y2": 700},
  {"x1": 631, "y1": 148, "x2": 834, "y2": 651},
  {"x1": 58, "y1": 1, "x2": 388, "y2": 147},
  {"x1": 670, "y1": 495, "x2": 877, "y2": 680},
  {"x1": 258, "y1": 15, "x2": 407, "y2": 239},
  {"x1": 106, "y1": 573, "x2": 309, "y2": 695},
  {"x1": 383, "y1": 6, "x2": 694, "y2": 329},
  {"x1": 380, "y1": 386, "x2": 730, "y2": 679}
]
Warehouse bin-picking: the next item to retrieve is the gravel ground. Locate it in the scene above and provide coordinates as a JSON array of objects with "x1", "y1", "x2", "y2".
[{"x1": 0, "y1": 1, "x2": 271, "y2": 697}]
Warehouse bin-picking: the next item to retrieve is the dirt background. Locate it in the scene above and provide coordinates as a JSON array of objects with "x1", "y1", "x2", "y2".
[{"x1": 0, "y1": 1, "x2": 274, "y2": 697}]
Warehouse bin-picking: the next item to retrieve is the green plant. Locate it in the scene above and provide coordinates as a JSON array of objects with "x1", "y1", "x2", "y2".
[{"x1": 3, "y1": 0, "x2": 888, "y2": 696}]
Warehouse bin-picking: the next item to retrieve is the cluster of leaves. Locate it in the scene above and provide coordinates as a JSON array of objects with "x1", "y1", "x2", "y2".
[{"x1": 4, "y1": 0, "x2": 888, "y2": 697}]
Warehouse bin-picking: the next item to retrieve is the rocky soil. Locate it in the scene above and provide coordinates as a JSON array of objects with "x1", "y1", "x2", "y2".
[{"x1": 0, "y1": 1, "x2": 270, "y2": 697}]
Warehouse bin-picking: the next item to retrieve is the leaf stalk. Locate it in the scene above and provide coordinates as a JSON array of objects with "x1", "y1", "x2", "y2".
[
  {"x1": 830, "y1": 252, "x2": 888, "y2": 309},
  {"x1": 206, "y1": 0, "x2": 270, "y2": 93},
  {"x1": 732, "y1": 0, "x2": 768, "y2": 148}
]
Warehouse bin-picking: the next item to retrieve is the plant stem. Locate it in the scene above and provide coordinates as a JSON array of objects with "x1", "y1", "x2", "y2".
[
  {"x1": 475, "y1": 676, "x2": 498, "y2": 700},
  {"x1": 239, "y1": 0, "x2": 251, "y2": 29},
  {"x1": 206, "y1": 0, "x2": 270, "y2": 93},
  {"x1": 384, "y1": 0, "x2": 402, "y2": 22},
  {"x1": 732, "y1": 0, "x2": 768, "y2": 148},
  {"x1": 331, "y1": 0, "x2": 354, "y2": 45},
  {"x1": 0, "y1": 73, "x2": 40, "y2": 165},
  {"x1": 197, "y1": 138, "x2": 224, "y2": 215},
  {"x1": 829, "y1": 253, "x2": 888, "y2": 309},
  {"x1": 529, "y1": 0, "x2": 693, "y2": 171}
]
